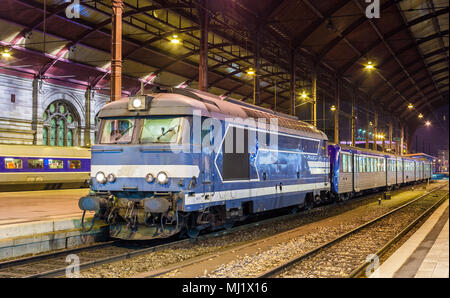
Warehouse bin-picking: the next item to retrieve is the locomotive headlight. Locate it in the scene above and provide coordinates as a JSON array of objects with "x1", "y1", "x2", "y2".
[
  {"x1": 95, "y1": 171, "x2": 106, "y2": 184},
  {"x1": 132, "y1": 98, "x2": 142, "y2": 109},
  {"x1": 156, "y1": 171, "x2": 168, "y2": 184},
  {"x1": 128, "y1": 95, "x2": 152, "y2": 111},
  {"x1": 145, "y1": 173, "x2": 155, "y2": 183},
  {"x1": 107, "y1": 173, "x2": 116, "y2": 183}
]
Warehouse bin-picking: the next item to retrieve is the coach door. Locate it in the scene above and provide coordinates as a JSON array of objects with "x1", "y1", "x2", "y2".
[{"x1": 201, "y1": 122, "x2": 214, "y2": 196}]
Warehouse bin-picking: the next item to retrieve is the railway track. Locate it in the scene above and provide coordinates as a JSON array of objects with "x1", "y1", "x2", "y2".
[
  {"x1": 256, "y1": 183, "x2": 449, "y2": 278},
  {"x1": 0, "y1": 182, "x2": 441, "y2": 278}
]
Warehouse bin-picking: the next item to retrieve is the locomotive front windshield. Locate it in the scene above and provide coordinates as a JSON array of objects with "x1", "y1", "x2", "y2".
[
  {"x1": 99, "y1": 116, "x2": 184, "y2": 144},
  {"x1": 100, "y1": 118, "x2": 135, "y2": 144},
  {"x1": 140, "y1": 117, "x2": 182, "y2": 143}
]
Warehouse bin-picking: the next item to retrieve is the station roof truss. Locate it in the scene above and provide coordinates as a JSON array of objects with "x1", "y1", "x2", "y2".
[{"x1": 0, "y1": 0, "x2": 447, "y2": 128}]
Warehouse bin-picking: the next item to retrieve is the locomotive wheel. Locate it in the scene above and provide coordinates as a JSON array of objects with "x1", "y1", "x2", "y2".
[
  {"x1": 305, "y1": 199, "x2": 313, "y2": 210},
  {"x1": 313, "y1": 195, "x2": 321, "y2": 206}
]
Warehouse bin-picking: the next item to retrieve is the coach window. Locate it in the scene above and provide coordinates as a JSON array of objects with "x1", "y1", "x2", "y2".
[
  {"x1": 4, "y1": 158, "x2": 22, "y2": 169},
  {"x1": 68, "y1": 160, "x2": 81, "y2": 169},
  {"x1": 28, "y1": 159, "x2": 44, "y2": 169},
  {"x1": 48, "y1": 159, "x2": 64, "y2": 169},
  {"x1": 348, "y1": 155, "x2": 352, "y2": 173},
  {"x1": 342, "y1": 154, "x2": 347, "y2": 172}
]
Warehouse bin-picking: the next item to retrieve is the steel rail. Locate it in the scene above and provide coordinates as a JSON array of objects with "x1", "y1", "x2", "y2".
[
  {"x1": 256, "y1": 183, "x2": 448, "y2": 278},
  {"x1": 348, "y1": 192, "x2": 449, "y2": 278},
  {"x1": 0, "y1": 182, "x2": 441, "y2": 278}
]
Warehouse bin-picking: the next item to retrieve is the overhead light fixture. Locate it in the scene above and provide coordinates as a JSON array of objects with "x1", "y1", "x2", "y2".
[
  {"x1": 369, "y1": 121, "x2": 373, "y2": 126},
  {"x1": 365, "y1": 61, "x2": 374, "y2": 70},
  {"x1": 330, "y1": 105, "x2": 336, "y2": 111},
  {"x1": 170, "y1": 34, "x2": 180, "y2": 44},
  {"x1": 1, "y1": 48, "x2": 12, "y2": 58},
  {"x1": 425, "y1": 121, "x2": 431, "y2": 127},
  {"x1": 418, "y1": 113, "x2": 423, "y2": 119},
  {"x1": 246, "y1": 68, "x2": 255, "y2": 76},
  {"x1": 407, "y1": 103, "x2": 413, "y2": 109},
  {"x1": 301, "y1": 91, "x2": 308, "y2": 99}
]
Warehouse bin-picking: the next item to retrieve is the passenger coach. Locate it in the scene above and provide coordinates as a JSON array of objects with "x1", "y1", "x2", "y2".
[{"x1": 328, "y1": 144, "x2": 432, "y2": 199}]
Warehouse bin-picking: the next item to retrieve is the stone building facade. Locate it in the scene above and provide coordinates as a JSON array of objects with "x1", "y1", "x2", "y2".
[{"x1": 0, "y1": 72, "x2": 109, "y2": 147}]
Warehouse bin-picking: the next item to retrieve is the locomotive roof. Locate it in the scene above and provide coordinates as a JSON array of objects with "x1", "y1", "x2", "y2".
[{"x1": 99, "y1": 88, "x2": 328, "y2": 140}]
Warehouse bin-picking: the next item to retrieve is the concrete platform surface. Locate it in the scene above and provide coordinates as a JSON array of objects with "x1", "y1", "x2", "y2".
[
  {"x1": 371, "y1": 199, "x2": 449, "y2": 278},
  {"x1": 0, "y1": 189, "x2": 89, "y2": 225},
  {"x1": 0, "y1": 189, "x2": 107, "y2": 260}
]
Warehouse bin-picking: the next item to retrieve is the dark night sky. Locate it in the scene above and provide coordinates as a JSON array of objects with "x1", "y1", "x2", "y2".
[{"x1": 411, "y1": 104, "x2": 449, "y2": 156}]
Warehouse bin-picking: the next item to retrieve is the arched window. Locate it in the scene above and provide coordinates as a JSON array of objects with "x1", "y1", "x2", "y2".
[{"x1": 43, "y1": 101, "x2": 78, "y2": 146}]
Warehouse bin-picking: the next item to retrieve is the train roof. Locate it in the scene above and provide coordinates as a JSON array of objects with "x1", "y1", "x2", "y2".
[
  {"x1": 334, "y1": 144, "x2": 431, "y2": 162},
  {"x1": 99, "y1": 88, "x2": 328, "y2": 140},
  {"x1": 0, "y1": 144, "x2": 90, "y2": 158}
]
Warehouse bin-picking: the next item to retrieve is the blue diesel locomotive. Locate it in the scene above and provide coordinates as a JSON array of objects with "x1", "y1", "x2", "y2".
[
  {"x1": 78, "y1": 88, "x2": 432, "y2": 240},
  {"x1": 79, "y1": 88, "x2": 329, "y2": 240}
]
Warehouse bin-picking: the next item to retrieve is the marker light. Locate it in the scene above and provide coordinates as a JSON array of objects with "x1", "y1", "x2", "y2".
[
  {"x1": 95, "y1": 172, "x2": 106, "y2": 184},
  {"x1": 145, "y1": 173, "x2": 155, "y2": 183},
  {"x1": 107, "y1": 173, "x2": 116, "y2": 183},
  {"x1": 156, "y1": 171, "x2": 168, "y2": 184}
]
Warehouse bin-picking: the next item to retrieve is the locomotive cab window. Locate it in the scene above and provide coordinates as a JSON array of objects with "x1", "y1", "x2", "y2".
[
  {"x1": 28, "y1": 159, "x2": 44, "y2": 169},
  {"x1": 100, "y1": 118, "x2": 135, "y2": 144},
  {"x1": 4, "y1": 158, "x2": 22, "y2": 169}
]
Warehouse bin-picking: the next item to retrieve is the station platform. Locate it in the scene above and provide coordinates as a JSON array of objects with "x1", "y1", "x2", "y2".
[
  {"x1": 0, "y1": 189, "x2": 107, "y2": 260},
  {"x1": 372, "y1": 198, "x2": 449, "y2": 278}
]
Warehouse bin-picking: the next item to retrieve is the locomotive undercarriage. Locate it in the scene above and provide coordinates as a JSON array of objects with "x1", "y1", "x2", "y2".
[{"x1": 80, "y1": 192, "x2": 245, "y2": 240}]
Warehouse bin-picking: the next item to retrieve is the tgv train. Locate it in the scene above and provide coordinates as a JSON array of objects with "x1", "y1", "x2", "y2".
[
  {"x1": 78, "y1": 88, "x2": 432, "y2": 240},
  {"x1": 0, "y1": 144, "x2": 90, "y2": 191}
]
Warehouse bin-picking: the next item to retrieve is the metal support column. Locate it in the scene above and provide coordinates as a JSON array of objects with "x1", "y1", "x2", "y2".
[
  {"x1": 198, "y1": 0, "x2": 209, "y2": 92},
  {"x1": 84, "y1": 88, "x2": 92, "y2": 147},
  {"x1": 32, "y1": 77, "x2": 39, "y2": 144},
  {"x1": 311, "y1": 69, "x2": 317, "y2": 127},
  {"x1": 373, "y1": 112, "x2": 378, "y2": 151},
  {"x1": 334, "y1": 76, "x2": 340, "y2": 144},
  {"x1": 289, "y1": 47, "x2": 296, "y2": 116},
  {"x1": 389, "y1": 121, "x2": 393, "y2": 152},
  {"x1": 253, "y1": 26, "x2": 261, "y2": 105},
  {"x1": 366, "y1": 111, "x2": 370, "y2": 149},
  {"x1": 400, "y1": 125, "x2": 404, "y2": 155},
  {"x1": 111, "y1": 0, "x2": 123, "y2": 102},
  {"x1": 351, "y1": 89, "x2": 356, "y2": 147}
]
